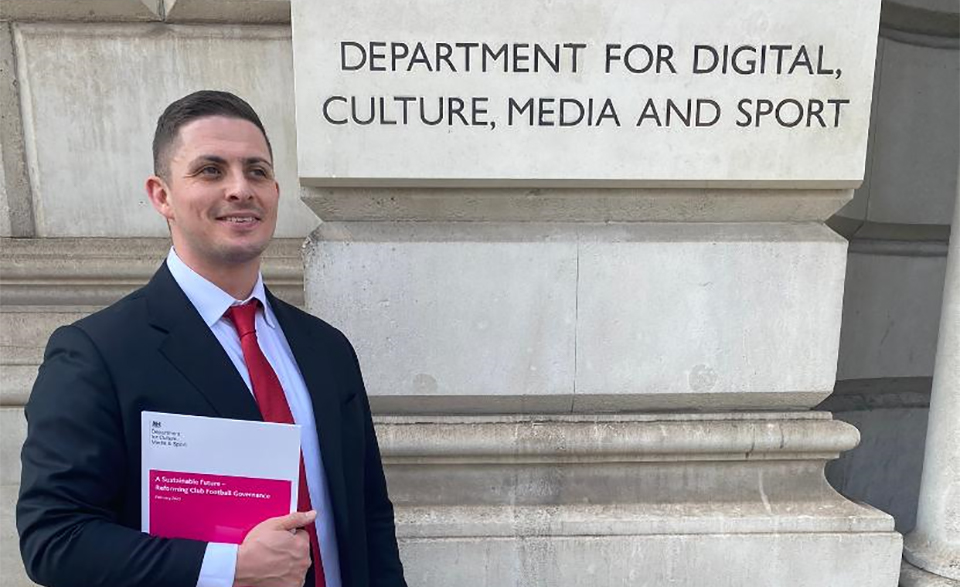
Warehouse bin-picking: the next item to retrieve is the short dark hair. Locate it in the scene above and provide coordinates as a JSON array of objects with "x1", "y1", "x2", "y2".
[{"x1": 152, "y1": 90, "x2": 273, "y2": 179}]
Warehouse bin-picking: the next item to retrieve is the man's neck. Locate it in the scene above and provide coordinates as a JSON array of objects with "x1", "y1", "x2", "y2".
[{"x1": 175, "y1": 251, "x2": 261, "y2": 300}]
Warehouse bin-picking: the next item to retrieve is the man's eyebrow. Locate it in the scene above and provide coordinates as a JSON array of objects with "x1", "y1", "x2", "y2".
[
  {"x1": 188, "y1": 155, "x2": 273, "y2": 168},
  {"x1": 189, "y1": 155, "x2": 228, "y2": 167},
  {"x1": 244, "y1": 157, "x2": 274, "y2": 168}
]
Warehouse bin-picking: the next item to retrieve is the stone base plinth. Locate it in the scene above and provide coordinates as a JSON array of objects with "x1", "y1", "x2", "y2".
[
  {"x1": 903, "y1": 533, "x2": 960, "y2": 582},
  {"x1": 900, "y1": 559, "x2": 959, "y2": 587},
  {"x1": 399, "y1": 532, "x2": 901, "y2": 587},
  {"x1": 377, "y1": 413, "x2": 903, "y2": 587}
]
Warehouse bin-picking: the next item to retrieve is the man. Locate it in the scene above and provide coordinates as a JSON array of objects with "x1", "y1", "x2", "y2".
[{"x1": 17, "y1": 91, "x2": 406, "y2": 587}]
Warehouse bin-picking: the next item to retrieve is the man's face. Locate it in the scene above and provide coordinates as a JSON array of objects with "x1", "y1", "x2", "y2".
[{"x1": 147, "y1": 116, "x2": 279, "y2": 274}]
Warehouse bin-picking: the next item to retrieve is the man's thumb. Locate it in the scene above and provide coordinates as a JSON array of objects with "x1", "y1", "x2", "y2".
[{"x1": 274, "y1": 510, "x2": 317, "y2": 531}]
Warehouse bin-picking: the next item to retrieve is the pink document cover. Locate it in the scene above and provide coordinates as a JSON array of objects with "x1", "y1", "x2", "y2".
[{"x1": 149, "y1": 469, "x2": 292, "y2": 544}]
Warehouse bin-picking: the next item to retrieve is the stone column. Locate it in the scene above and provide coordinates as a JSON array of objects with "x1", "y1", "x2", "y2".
[{"x1": 901, "y1": 182, "x2": 960, "y2": 584}]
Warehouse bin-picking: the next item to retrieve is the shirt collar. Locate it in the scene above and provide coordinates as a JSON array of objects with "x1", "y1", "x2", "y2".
[{"x1": 165, "y1": 248, "x2": 277, "y2": 329}]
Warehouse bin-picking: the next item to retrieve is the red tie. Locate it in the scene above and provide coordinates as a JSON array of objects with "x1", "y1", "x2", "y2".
[{"x1": 226, "y1": 301, "x2": 326, "y2": 587}]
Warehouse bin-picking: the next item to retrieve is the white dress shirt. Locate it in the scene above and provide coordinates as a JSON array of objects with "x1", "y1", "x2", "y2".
[{"x1": 165, "y1": 248, "x2": 342, "y2": 587}]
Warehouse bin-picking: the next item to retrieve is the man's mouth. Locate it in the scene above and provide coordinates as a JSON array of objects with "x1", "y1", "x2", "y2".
[{"x1": 217, "y1": 213, "x2": 261, "y2": 224}]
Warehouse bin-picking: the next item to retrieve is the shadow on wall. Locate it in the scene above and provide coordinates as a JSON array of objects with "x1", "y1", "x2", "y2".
[{"x1": 820, "y1": 380, "x2": 930, "y2": 534}]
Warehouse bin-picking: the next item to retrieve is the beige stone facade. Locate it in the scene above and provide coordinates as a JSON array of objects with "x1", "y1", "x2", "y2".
[{"x1": 1, "y1": 0, "x2": 957, "y2": 585}]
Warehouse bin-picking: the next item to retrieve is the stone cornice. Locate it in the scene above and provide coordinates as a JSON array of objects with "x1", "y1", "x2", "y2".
[
  {"x1": 881, "y1": 1, "x2": 960, "y2": 41},
  {"x1": 303, "y1": 187, "x2": 855, "y2": 224},
  {"x1": 0, "y1": 0, "x2": 289, "y2": 24},
  {"x1": 827, "y1": 218, "x2": 950, "y2": 257},
  {"x1": 4, "y1": 0, "x2": 956, "y2": 42},
  {"x1": 0, "y1": 237, "x2": 305, "y2": 307},
  {"x1": 374, "y1": 412, "x2": 860, "y2": 464},
  {"x1": 821, "y1": 377, "x2": 932, "y2": 411}
]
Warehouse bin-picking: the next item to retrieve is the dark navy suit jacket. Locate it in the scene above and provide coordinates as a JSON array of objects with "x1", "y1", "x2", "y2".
[{"x1": 17, "y1": 263, "x2": 406, "y2": 587}]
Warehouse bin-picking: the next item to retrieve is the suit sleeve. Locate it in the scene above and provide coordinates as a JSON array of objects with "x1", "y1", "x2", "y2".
[
  {"x1": 17, "y1": 325, "x2": 207, "y2": 587},
  {"x1": 347, "y1": 342, "x2": 408, "y2": 587}
]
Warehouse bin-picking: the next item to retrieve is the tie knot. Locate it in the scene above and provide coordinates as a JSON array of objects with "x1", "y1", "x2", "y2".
[{"x1": 225, "y1": 300, "x2": 259, "y2": 338}]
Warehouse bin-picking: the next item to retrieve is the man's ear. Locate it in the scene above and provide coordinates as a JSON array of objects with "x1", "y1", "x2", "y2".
[{"x1": 145, "y1": 175, "x2": 174, "y2": 221}]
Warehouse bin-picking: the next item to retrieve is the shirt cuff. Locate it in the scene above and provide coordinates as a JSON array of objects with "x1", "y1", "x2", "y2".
[{"x1": 197, "y1": 542, "x2": 239, "y2": 587}]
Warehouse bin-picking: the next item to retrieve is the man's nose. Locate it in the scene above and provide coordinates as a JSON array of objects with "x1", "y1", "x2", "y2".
[{"x1": 225, "y1": 169, "x2": 255, "y2": 199}]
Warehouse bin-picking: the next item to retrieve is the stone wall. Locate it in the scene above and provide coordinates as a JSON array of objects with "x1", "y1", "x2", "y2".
[{"x1": 0, "y1": 0, "x2": 957, "y2": 585}]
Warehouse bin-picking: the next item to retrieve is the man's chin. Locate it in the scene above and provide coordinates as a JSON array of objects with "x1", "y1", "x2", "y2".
[{"x1": 215, "y1": 242, "x2": 271, "y2": 266}]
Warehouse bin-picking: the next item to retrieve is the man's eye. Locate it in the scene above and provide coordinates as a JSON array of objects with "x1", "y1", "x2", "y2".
[
  {"x1": 198, "y1": 166, "x2": 221, "y2": 176},
  {"x1": 249, "y1": 168, "x2": 270, "y2": 178}
]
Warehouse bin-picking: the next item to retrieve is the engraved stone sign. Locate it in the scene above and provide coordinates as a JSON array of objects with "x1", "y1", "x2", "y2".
[{"x1": 292, "y1": 0, "x2": 881, "y2": 186}]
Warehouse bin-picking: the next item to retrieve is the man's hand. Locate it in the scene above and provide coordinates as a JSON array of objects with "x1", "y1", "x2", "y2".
[{"x1": 234, "y1": 510, "x2": 316, "y2": 587}]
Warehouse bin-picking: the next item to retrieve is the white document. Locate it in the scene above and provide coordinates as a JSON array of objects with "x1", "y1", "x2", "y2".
[{"x1": 141, "y1": 411, "x2": 301, "y2": 543}]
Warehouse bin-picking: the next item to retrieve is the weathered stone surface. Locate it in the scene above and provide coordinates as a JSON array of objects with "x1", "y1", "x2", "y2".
[
  {"x1": 12, "y1": 23, "x2": 315, "y2": 238},
  {"x1": 394, "y1": 501, "x2": 891, "y2": 537},
  {"x1": 0, "y1": 237, "x2": 307, "y2": 405},
  {"x1": 1, "y1": 407, "x2": 25, "y2": 486},
  {"x1": 0, "y1": 237, "x2": 305, "y2": 307},
  {"x1": 0, "y1": 24, "x2": 12, "y2": 238},
  {"x1": 838, "y1": 249, "x2": 947, "y2": 380},
  {"x1": 1, "y1": 484, "x2": 34, "y2": 587},
  {"x1": 302, "y1": 187, "x2": 852, "y2": 223},
  {"x1": 838, "y1": 221, "x2": 951, "y2": 247},
  {"x1": 305, "y1": 223, "x2": 579, "y2": 413},
  {"x1": 377, "y1": 414, "x2": 869, "y2": 519},
  {"x1": 377, "y1": 412, "x2": 861, "y2": 467},
  {"x1": 164, "y1": 0, "x2": 290, "y2": 23},
  {"x1": 0, "y1": 138, "x2": 10, "y2": 238},
  {"x1": 886, "y1": 0, "x2": 960, "y2": 18},
  {"x1": 0, "y1": 23, "x2": 33, "y2": 238},
  {"x1": 900, "y1": 559, "x2": 959, "y2": 587},
  {"x1": 1, "y1": 307, "x2": 84, "y2": 405},
  {"x1": 1, "y1": 365, "x2": 41, "y2": 406},
  {"x1": 0, "y1": 0, "x2": 161, "y2": 22},
  {"x1": 903, "y1": 185, "x2": 960, "y2": 581},
  {"x1": 1, "y1": 307, "x2": 91, "y2": 367},
  {"x1": 834, "y1": 29, "x2": 959, "y2": 228},
  {"x1": 861, "y1": 36, "x2": 959, "y2": 225},
  {"x1": 306, "y1": 222, "x2": 846, "y2": 412},
  {"x1": 0, "y1": 411, "x2": 899, "y2": 587},
  {"x1": 373, "y1": 413, "x2": 900, "y2": 587},
  {"x1": 881, "y1": 0, "x2": 960, "y2": 37},
  {"x1": 292, "y1": 0, "x2": 881, "y2": 188},
  {"x1": 574, "y1": 223, "x2": 846, "y2": 409},
  {"x1": 827, "y1": 405, "x2": 929, "y2": 533},
  {"x1": 397, "y1": 532, "x2": 902, "y2": 587}
]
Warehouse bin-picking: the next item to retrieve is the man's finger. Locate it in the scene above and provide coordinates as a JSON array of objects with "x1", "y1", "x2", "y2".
[
  {"x1": 294, "y1": 528, "x2": 311, "y2": 547},
  {"x1": 270, "y1": 510, "x2": 317, "y2": 532}
]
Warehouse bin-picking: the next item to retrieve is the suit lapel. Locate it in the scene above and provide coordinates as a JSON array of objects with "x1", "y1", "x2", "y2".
[
  {"x1": 145, "y1": 263, "x2": 262, "y2": 421},
  {"x1": 267, "y1": 292, "x2": 350, "y2": 542}
]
